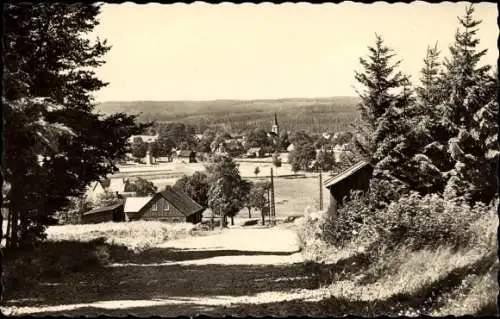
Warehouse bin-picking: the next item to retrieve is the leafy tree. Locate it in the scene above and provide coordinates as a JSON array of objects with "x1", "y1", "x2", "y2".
[
  {"x1": 289, "y1": 142, "x2": 316, "y2": 172},
  {"x1": 149, "y1": 141, "x2": 162, "y2": 161},
  {"x1": 236, "y1": 179, "x2": 253, "y2": 223},
  {"x1": 290, "y1": 130, "x2": 313, "y2": 147},
  {"x1": 157, "y1": 122, "x2": 196, "y2": 149},
  {"x1": 206, "y1": 155, "x2": 247, "y2": 227},
  {"x1": 272, "y1": 153, "x2": 282, "y2": 175},
  {"x1": 331, "y1": 131, "x2": 354, "y2": 146},
  {"x1": 3, "y1": 3, "x2": 147, "y2": 248},
  {"x1": 197, "y1": 129, "x2": 216, "y2": 153},
  {"x1": 173, "y1": 171, "x2": 210, "y2": 208},
  {"x1": 225, "y1": 140, "x2": 245, "y2": 158},
  {"x1": 254, "y1": 182, "x2": 271, "y2": 225},
  {"x1": 246, "y1": 128, "x2": 272, "y2": 149},
  {"x1": 278, "y1": 131, "x2": 291, "y2": 151},
  {"x1": 254, "y1": 166, "x2": 260, "y2": 177},
  {"x1": 314, "y1": 150, "x2": 336, "y2": 172},
  {"x1": 155, "y1": 136, "x2": 175, "y2": 159},
  {"x1": 247, "y1": 183, "x2": 269, "y2": 223},
  {"x1": 124, "y1": 178, "x2": 157, "y2": 196},
  {"x1": 131, "y1": 139, "x2": 148, "y2": 161}
]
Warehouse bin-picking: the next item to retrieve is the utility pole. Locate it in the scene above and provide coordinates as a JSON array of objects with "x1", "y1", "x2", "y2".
[
  {"x1": 319, "y1": 169, "x2": 323, "y2": 211},
  {"x1": 267, "y1": 187, "x2": 271, "y2": 225},
  {"x1": 270, "y1": 167, "x2": 276, "y2": 225}
]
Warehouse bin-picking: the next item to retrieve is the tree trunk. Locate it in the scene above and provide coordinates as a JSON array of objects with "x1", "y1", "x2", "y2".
[
  {"x1": 230, "y1": 215, "x2": 234, "y2": 226},
  {"x1": 5, "y1": 207, "x2": 11, "y2": 248},
  {"x1": 248, "y1": 207, "x2": 252, "y2": 218},
  {"x1": 10, "y1": 209, "x2": 19, "y2": 249},
  {"x1": 220, "y1": 214, "x2": 225, "y2": 229},
  {"x1": 261, "y1": 210, "x2": 265, "y2": 225}
]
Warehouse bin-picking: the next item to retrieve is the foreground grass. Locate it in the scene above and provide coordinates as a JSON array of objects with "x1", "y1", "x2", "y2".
[
  {"x1": 3, "y1": 221, "x2": 215, "y2": 303},
  {"x1": 296, "y1": 207, "x2": 498, "y2": 316},
  {"x1": 46, "y1": 221, "x2": 201, "y2": 252}
]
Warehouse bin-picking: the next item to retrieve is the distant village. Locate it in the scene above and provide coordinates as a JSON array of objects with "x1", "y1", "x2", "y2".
[{"x1": 71, "y1": 113, "x2": 358, "y2": 226}]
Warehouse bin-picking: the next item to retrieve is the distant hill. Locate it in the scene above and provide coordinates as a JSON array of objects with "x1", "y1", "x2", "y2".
[{"x1": 95, "y1": 97, "x2": 361, "y2": 134}]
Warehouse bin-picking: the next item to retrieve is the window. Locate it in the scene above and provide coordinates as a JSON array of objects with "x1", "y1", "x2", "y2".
[
  {"x1": 152, "y1": 202, "x2": 158, "y2": 212},
  {"x1": 163, "y1": 202, "x2": 170, "y2": 211}
]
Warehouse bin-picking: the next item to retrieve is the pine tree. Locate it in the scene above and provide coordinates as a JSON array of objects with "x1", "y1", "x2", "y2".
[
  {"x1": 439, "y1": 5, "x2": 498, "y2": 203},
  {"x1": 354, "y1": 34, "x2": 406, "y2": 131}
]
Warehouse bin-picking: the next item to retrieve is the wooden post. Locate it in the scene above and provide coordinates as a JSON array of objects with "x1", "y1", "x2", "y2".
[{"x1": 319, "y1": 169, "x2": 323, "y2": 211}]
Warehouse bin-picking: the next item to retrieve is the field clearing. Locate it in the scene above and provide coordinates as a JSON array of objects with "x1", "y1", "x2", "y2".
[
  {"x1": 113, "y1": 160, "x2": 326, "y2": 218},
  {"x1": 115, "y1": 160, "x2": 295, "y2": 178}
]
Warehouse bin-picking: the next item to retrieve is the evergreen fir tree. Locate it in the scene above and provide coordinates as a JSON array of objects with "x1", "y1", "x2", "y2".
[
  {"x1": 439, "y1": 5, "x2": 498, "y2": 203},
  {"x1": 354, "y1": 34, "x2": 406, "y2": 131}
]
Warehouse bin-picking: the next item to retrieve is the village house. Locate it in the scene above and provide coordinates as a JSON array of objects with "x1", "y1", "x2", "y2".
[
  {"x1": 172, "y1": 150, "x2": 197, "y2": 163},
  {"x1": 246, "y1": 147, "x2": 265, "y2": 158},
  {"x1": 83, "y1": 181, "x2": 107, "y2": 203},
  {"x1": 287, "y1": 143, "x2": 295, "y2": 152},
  {"x1": 82, "y1": 187, "x2": 204, "y2": 224},
  {"x1": 323, "y1": 161, "x2": 373, "y2": 218},
  {"x1": 194, "y1": 134, "x2": 203, "y2": 142},
  {"x1": 124, "y1": 187, "x2": 204, "y2": 223},
  {"x1": 332, "y1": 144, "x2": 352, "y2": 163},
  {"x1": 128, "y1": 134, "x2": 159, "y2": 144}
]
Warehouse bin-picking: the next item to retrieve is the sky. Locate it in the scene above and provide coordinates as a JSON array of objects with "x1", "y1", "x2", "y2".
[{"x1": 91, "y1": 1, "x2": 498, "y2": 102}]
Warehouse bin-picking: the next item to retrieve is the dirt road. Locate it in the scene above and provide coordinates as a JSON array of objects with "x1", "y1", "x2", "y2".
[{"x1": 2, "y1": 225, "x2": 334, "y2": 317}]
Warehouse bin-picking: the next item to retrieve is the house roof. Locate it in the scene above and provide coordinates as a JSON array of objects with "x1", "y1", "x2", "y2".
[
  {"x1": 124, "y1": 196, "x2": 153, "y2": 213},
  {"x1": 247, "y1": 147, "x2": 262, "y2": 152},
  {"x1": 128, "y1": 134, "x2": 159, "y2": 143},
  {"x1": 323, "y1": 161, "x2": 371, "y2": 188},
  {"x1": 83, "y1": 201, "x2": 124, "y2": 216},
  {"x1": 159, "y1": 186, "x2": 204, "y2": 216}
]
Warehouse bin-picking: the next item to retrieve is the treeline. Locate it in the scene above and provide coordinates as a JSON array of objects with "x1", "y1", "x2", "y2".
[{"x1": 97, "y1": 98, "x2": 360, "y2": 134}]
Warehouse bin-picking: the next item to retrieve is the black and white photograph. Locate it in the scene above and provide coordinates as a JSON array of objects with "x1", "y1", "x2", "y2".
[{"x1": 1, "y1": 1, "x2": 498, "y2": 317}]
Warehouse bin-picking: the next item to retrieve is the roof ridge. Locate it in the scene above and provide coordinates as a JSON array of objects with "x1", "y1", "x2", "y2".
[{"x1": 160, "y1": 186, "x2": 203, "y2": 216}]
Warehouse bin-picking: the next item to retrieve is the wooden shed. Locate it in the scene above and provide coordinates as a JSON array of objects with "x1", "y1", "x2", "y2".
[
  {"x1": 323, "y1": 161, "x2": 373, "y2": 218},
  {"x1": 81, "y1": 201, "x2": 125, "y2": 224}
]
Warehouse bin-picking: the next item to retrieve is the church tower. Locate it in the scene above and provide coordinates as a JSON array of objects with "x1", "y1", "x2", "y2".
[{"x1": 271, "y1": 112, "x2": 279, "y2": 136}]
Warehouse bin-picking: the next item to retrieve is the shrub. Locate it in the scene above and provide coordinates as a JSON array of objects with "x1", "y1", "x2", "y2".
[
  {"x1": 308, "y1": 189, "x2": 494, "y2": 252},
  {"x1": 377, "y1": 193, "x2": 486, "y2": 250}
]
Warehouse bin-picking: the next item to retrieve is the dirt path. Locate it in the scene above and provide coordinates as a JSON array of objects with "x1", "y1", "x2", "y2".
[{"x1": 2, "y1": 225, "x2": 334, "y2": 316}]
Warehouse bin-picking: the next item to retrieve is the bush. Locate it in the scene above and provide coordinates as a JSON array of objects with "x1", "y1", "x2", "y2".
[
  {"x1": 318, "y1": 190, "x2": 493, "y2": 252},
  {"x1": 377, "y1": 193, "x2": 487, "y2": 250}
]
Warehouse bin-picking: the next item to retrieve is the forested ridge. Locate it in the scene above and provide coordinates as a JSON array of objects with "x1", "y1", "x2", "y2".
[{"x1": 96, "y1": 97, "x2": 360, "y2": 133}]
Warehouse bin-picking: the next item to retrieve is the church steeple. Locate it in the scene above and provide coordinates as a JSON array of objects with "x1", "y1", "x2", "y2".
[{"x1": 272, "y1": 112, "x2": 279, "y2": 135}]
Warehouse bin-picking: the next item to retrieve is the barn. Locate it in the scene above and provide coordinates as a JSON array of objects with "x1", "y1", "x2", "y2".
[
  {"x1": 125, "y1": 187, "x2": 204, "y2": 224},
  {"x1": 81, "y1": 201, "x2": 126, "y2": 224},
  {"x1": 323, "y1": 161, "x2": 373, "y2": 218}
]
